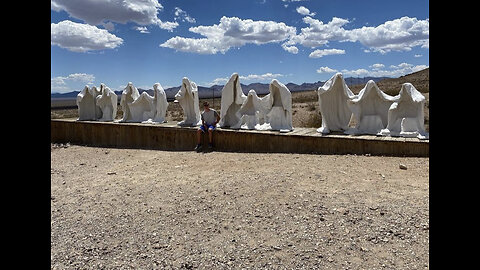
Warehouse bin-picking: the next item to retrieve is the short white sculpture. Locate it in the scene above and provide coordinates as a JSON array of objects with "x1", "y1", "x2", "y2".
[
  {"x1": 345, "y1": 80, "x2": 397, "y2": 135},
  {"x1": 76, "y1": 85, "x2": 102, "y2": 120},
  {"x1": 119, "y1": 82, "x2": 140, "y2": 122},
  {"x1": 218, "y1": 73, "x2": 247, "y2": 129},
  {"x1": 237, "y1": 89, "x2": 268, "y2": 130},
  {"x1": 95, "y1": 83, "x2": 118, "y2": 122},
  {"x1": 257, "y1": 79, "x2": 293, "y2": 132},
  {"x1": 380, "y1": 83, "x2": 429, "y2": 139},
  {"x1": 175, "y1": 77, "x2": 201, "y2": 126},
  {"x1": 316, "y1": 73, "x2": 356, "y2": 134}
]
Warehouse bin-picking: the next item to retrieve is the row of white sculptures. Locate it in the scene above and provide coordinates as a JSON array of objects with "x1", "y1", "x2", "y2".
[{"x1": 77, "y1": 72, "x2": 428, "y2": 139}]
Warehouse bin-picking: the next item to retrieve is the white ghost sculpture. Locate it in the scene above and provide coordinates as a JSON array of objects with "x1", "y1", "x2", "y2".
[
  {"x1": 316, "y1": 73, "x2": 356, "y2": 134},
  {"x1": 175, "y1": 77, "x2": 201, "y2": 126},
  {"x1": 95, "y1": 83, "x2": 118, "y2": 122},
  {"x1": 76, "y1": 85, "x2": 102, "y2": 121},
  {"x1": 150, "y1": 83, "x2": 169, "y2": 123},
  {"x1": 380, "y1": 83, "x2": 429, "y2": 139},
  {"x1": 257, "y1": 79, "x2": 293, "y2": 132},
  {"x1": 237, "y1": 89, "x2": 269, "y2": 130},
  {"x1": 346, "y1": 80, "x2": 397, "y2": 135},
  {"x1": 119, "y1": 82, "x2": 140, "y2": 122},
  {"x1": 218, "y1": 73, "x2": 247, "y2": 129}
]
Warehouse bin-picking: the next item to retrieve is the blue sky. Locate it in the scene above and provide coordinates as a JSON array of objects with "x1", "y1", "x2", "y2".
[{"x1": 51, "y1": 0, "x2": 429, "y2": 93}]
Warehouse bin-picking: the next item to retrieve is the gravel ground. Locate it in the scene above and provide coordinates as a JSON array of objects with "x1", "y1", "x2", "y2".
[{"x1": 51, "y1": 144, "x2": 429, "y2": 269}]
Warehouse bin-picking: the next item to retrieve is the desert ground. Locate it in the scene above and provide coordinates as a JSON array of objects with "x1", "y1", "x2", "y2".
[{"x1": 51, "y1": 144, "x2": 429, "y2": 269}]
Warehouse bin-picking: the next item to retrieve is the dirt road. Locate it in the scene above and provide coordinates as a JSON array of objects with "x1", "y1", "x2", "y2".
[{"x1": 51, "y1": 144, "x2": 429, "y2": 269}]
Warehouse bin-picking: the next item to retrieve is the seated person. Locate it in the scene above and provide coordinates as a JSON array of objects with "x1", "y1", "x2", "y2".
[{"x1": 195, "y1": 101, "x2": 220, "y2": 151}]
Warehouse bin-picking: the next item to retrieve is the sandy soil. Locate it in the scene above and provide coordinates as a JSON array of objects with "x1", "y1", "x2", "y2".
[{"x1": 51, "y1": 144, "x2": 429, "y2": 269}]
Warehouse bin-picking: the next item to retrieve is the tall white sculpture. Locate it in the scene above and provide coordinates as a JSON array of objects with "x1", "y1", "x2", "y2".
[
  {"x1": 175, "y1": 77, "x2": 201, "y2": 126},
  {"x1": 95, "y1": 83, "x2": 118, "y2": 122},
  {"x1": 346, "y1": 80, "x2": 397, "y2": 135},
  {"x1": 119, "y1": 82, "x2": 140, "y2": 122},
  {"x1": 380, "y1": 83, "x2": 428, "y2": 139},
  {"x1": 218, "y1": 73, "x2": 247, "y2": 129},
  {"x1": 257, "y1": 79, "x2": 293, "y2": 132},
  {"x1": 76, "y1": 85, "x2": 101, "y2": 121},
  {"x1": 237, "y1": 89, "x2": 268, "y2": 130},
  {"x1": 150, "y1": 83, "x2": 169, "y2": 123},
  {"x1": 316, "y1": 73, "x2": 356, "y2": 134}
]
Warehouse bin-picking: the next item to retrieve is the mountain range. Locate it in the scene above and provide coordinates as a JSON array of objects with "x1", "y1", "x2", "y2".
[{"x1": 51, "y1": 76, "x2": 390, "y2": 100}]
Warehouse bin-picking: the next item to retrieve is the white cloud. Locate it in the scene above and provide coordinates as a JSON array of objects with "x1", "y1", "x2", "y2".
[
  {"x1": 341, "y1": 63, "x2": 428, "y2": 78},
  {"x1": 51, "y1": 0, "x2": 178, "y2": 31},
  {"x1": 370, "y1": 63, "x2": 385, "y2": 70},
  {"x1": 160, "y1": 16, "x2": 296, "y2": 54},
  {"x1": 51, "y1": 73, "x2": 95, "y2": 93},
  {"x1": 348, "y1": 16, "x2": 429, "y2": 53},
  {"x1": 174, "y1": 7, "x2": 196, "y2": 23},
  {"x1": 51, "y1": 20, "x2": 123, "y2": 52},
  {"x1": 309, "y1": 48, "x2": 345, "y2": 58},
  {"x1": 281, "y1": 43, "x2": 299, "y2": 54},
  {"x1": 134, "y1": 26, "x2": 150, "y2": 34},
  {"x1": 414, "y1": 54, "x2": 422, "y2": 58},
  {"x1": 207, "y1": 72, "x2": 284, "y2": 86},
  {"x1": 240, "y1": 73, "x2": 284, "y2": 81},
  {"x1": 316, "y1": 67, "x2": 338, "y2": 74},
  {"x1": 285, "y1": 16, "x2": 429, "y2": 54},
  {"x1": 296, "y1": 6, "x2": 315, "y2": 17}
]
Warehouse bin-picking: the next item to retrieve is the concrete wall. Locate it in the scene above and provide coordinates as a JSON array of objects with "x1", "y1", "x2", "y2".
[{"x1": 51, "y1": 119, "x2": 429, "y2": 157}]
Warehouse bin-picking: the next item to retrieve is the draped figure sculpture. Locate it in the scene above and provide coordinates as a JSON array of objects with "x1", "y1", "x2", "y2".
[
  {"x1": 256, "y1": 79, "x2": 293, "y2": 132},
  {"x1": 128, "y1": 88, "x2": 156, "y2": 123},
  {"x1": 237, "y1": 89, "x2": 269, "y2": 130},
  {"x1": 218, "y1": 73, "x2": 247, "y2": 129},
  {"x1": 316, "y1": 73, "x2": 356, "y2": 134},
  {"x1": 119, "y1": 82, "x2": 140, "y2": 122},
  {"x1": 380, "y1": 83, "x2": 429, "y2": 139},
  {"x1": 76, "y1": 85, "x2": 102, "y2": 121},
  {"x1": 149, "y1": 82, "x2": 169, "y2": 123},
  {"x1": 175, "y1": 77, "x2": 201, "y2": 126},
  {"x1": 95, "y1": 83, "x2": 118, "y2": 122},
  {"x1": 346, "y1": 80, "x2": 397, "y2": 135}
]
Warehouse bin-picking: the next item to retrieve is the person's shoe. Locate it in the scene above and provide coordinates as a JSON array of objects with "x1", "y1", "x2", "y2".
[
  {"x1": 208, "y1": 143, "x2": 213, "y2": 149},
  {"x1": 194, "y1": 144, "x2": 202, "y2": 151}
]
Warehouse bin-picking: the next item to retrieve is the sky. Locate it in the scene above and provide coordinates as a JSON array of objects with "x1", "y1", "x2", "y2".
[{"x1": 51, "y1": 0, "x2": 429, "y2": 93}]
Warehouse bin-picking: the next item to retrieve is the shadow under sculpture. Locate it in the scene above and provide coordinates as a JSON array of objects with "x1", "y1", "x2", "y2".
[
  {"x1": 316, "y1": 73, "x2": 356, "y2": 134},
  {"x1": 380, "y1": 83, "x2": 429, "y2": 139},
  {"x1": 346, "y1": 80, "x2": 397, "y2": 135},
  {"x1": 118, "y1": 82, "x2": 140, "y2": 122},
  {"x1": 175, "y1": 77, "x2": 201, "y2": 127},
  {"x1": 256, "y1": 79, "x2": 293, "y2": 132},
  {"x1": 95, "y1": 83, "x2": 118, "y2": 122},
  {"x1": 218, "y1": 73, "x2": 247, "y2": 129},
  {"x1": 76, "y1": 85, "x2": 102, "y2": 121}
]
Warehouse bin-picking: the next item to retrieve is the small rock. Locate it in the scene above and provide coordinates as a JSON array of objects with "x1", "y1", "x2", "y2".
[
  {"x1": 399, "y1": 164, "x2": 407, "y2": 170},
  {"x1": 107, "y1": 172, "x2": 116, "y2": 175}
]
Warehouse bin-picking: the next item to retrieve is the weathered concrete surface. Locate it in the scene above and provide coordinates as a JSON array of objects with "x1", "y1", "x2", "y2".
[{"x1": 51, "y1": 119, "x2": 429, "y2": 156}]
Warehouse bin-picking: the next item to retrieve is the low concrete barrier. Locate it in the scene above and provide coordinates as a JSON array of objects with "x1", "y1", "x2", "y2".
[{"x1": 51, "y1": 119, "x2": 429, "y2": 157}]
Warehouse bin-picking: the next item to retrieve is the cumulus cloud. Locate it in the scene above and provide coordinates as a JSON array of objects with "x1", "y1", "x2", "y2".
[
  {"x1": 316, "y1": 67, "x2": 339, "y2": 74},
  {"x1": 317, "y1": 62, "x2": 428, "y2": 78},
  {"x1": 174, "y1": 7, "x2": 196, "y2": 23},
  {"x1": 309, "y1": 48, "x2": 345, "y2": 58},
  {"x1": 296, "y1": 6, "x2": 315, "y2": 17},
  {"x1": 160, "y1": 16, "x2": 296, "y2": 54},
  {"x1": 51, "y1": 73, "x2": 95, "y2": 93},
  {"x1": 51, "y1": 0, "x2": 178, "y2": 31},
  {"x1": 207, "y1": 72, "x2": 284, "y2": 86},
  {"x1": 285, "y1": 16, "x2": 429, "y2": 54},
  {"x1": 134, "y1": 26, "x2": 150, "y2": 34},
  {"x1": 51, "y1": 20, "x2": 123, "y2": 52}
]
